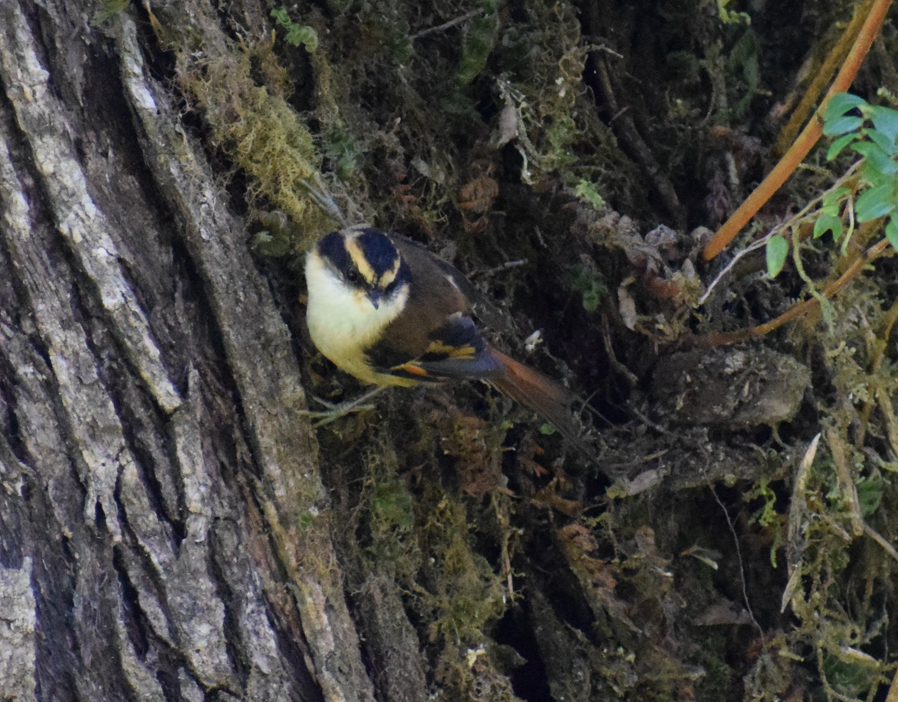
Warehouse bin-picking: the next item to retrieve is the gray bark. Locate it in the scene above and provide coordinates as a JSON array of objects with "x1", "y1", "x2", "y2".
[{"x1": 0, "y1": 2, "x2": 376, "y2": 699}]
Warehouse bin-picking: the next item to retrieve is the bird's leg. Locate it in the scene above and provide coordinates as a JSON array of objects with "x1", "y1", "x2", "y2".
[{"x1": 299, "y1": 386, "x2": 387, "y2": 427}]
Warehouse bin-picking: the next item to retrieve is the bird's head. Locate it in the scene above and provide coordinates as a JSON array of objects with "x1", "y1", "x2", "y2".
[{"x1": 308, "y1": 228, "x2": 411, "y2": 313}]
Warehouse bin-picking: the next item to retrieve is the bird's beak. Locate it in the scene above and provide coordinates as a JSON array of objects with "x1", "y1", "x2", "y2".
[{"x1": 366, "y1": 289, "x2": 381, "y2": 309}]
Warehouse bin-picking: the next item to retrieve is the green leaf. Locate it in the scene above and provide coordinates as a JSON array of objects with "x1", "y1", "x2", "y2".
[
  {"x1": 862, "y1": 163, "x2": 893, "y2": 188},
  {"x1": 813, "y1": 212, "x2": 843, "y2": 240},
  {"x1": 870, "y1": 105, "x2": 898, "y2": 143},
  {"x1": 823, "y1": 115, "x2": 864, "y2": 137},
  {"x1": 851, "y1": 141, "x2": 898, "y2": 175},
  {"x1": 766, "y1": 235, "x2": 788, "y2": 278},
  {"x1": 456, "y1": 11, "x2": 499, "y2": 84},
  {"x1": 827, "y1": 133, "x2": 858, "y2": 160},
  {"x1": 866, "y1": 127, "x2": 898, "y2": 156},
  {"x1": 855, "y1": 182, "x2": 898, "y2": 222},
  {"x1": 886, "y1": 217, "x2": 898, "y2": 250},
  {"x1": 823, "y1": 93, "x2": 868, "y2": 123},
  {"x1": 856, "y1": 474, "x2": 884, "y2": 518},
  {"x1": 582, "y1": 287, "x2": 601, "y2": 312},
  {"x1": 821, "y1": 186, "x2": 850, "y2": 211},
  {"x1": 286, "y1": 25, "x2": 318, "y2": 50},
  {"x1": 574, "y1": 180, "x2": 606, "y2": 210}
]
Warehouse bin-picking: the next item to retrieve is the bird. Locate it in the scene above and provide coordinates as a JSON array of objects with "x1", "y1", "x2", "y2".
[{"x1": 304, "y1": 227, "x2": 591, "y2": 456}]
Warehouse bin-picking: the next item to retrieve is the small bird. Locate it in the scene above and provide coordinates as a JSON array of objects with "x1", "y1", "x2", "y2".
[{"x1": 304, "y1": 227, "x2": 590, "y2": 454}]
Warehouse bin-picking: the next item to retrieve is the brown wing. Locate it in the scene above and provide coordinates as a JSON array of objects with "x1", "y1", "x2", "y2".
[
  {"x1": 376, "y1": 236, "x2": 471, "y2": 356},
  {"x1": 365, "y1": 236, "x2": 507, "y2": 382},
  {"x1": 390, "y1": 235, "x2": 513, "y2": 334}
]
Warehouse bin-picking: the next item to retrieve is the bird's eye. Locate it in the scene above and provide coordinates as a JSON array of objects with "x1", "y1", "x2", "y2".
[{"x1": 345, "y1": 268, "x2": 360, "y2": 284}]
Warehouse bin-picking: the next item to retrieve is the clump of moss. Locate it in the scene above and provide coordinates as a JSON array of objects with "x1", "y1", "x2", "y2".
[
  {"x1": 493, "y1": 3, "x2": 631, "y2": 205},
  {"x1": 417, "y1": 494, "x2": 507, "y2": 644},
  {"x1": 434, "y1": 642, "x2": 522, "y2": 702},
  {"x1": 357, "y1": 424, "x2": 518, "y2": 698},
  {"x1": 417, "y1": 493, "x2": 513, "y2": 697},
  {"x1": 176, "y1": 44, "x2": 335, "y2": 250}
]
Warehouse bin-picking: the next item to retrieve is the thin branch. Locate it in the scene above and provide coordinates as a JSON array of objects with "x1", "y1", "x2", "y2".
[
  {"x1": 863, "y1": 524, "x2": 898, "y2": 564},
  {"x1": 411, "y1": 9, "x2": 482, "y2": 40},
  {"x1": 772, "y1": 0, "x2": 875, "y2": 157},
  {"x1": 710, "y1": 486, "x2": 763, "y2": 636},
  {"x1": 698, "y1": 232, "x2": 892, "y2": 346},
  {"x1": 698, "y1": 160, "x2": 861, "y2": 306}
]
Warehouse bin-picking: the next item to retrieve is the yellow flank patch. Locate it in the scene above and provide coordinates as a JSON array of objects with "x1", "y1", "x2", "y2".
[
  {"x1": 426, "y1": 340, "x2": 476, "y2": 358},
  {"x1": 345, "y1": 235, "x2": 376, "y2": 283}
]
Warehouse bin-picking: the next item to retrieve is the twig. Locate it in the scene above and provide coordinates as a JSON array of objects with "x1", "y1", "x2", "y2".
[
  {"x1": 471, "y1": 259, "x2": 527, "y2": 279},
  {"x1": 863, "y1": 524, "x2": 898, "y2": 564},
  {"x1": 411, "y1": 9, "x2": 482, "y2": 40},
  {"x1": 710, "y1": 485, "x2": 762, "y2": 636},
  {"x1": 698, "y1": 232, "x2": 892, "y2": 346},
  {"x1": 698, "y1": 160, "x2": 862, "y2": 306},
  {"x1": 625, "y1": 401, "x2": 672, "y2": 435},
  {"x1": 602, "y1": 315, "x2": 639, "y2": 387},
  {"x1": 299, "y1": 174, "x2": 347, "y2": 226},
  {"x1": 772, "y1": 0, "x2": 875, "y2": 156},
  {"x1": 782, "y1": 434, "x2": 820, "y2": 613},
  {"x1": 697, "y1": 233, "x2": 769, "y2": 306},
  {"x1": 593, "y1": 54, "x2": 685, "y2": 228}
]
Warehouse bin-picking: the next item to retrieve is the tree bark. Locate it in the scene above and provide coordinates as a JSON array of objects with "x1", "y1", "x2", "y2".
[{"x1": 0, "y1": 2, "x2": 374, "y2": 699}]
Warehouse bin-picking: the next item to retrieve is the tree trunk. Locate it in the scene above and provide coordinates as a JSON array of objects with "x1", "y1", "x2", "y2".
[{"x1": 0, "y1": 2, "x2": 375, "y2": 699}]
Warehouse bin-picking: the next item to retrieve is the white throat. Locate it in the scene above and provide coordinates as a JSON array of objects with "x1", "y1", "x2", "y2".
[{"x1": 305, "y1": 252, "x2": 408, "y2": 385}]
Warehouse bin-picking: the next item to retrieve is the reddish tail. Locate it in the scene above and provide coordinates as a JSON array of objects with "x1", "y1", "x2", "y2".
[{"x1": 487, "y1": 347, "x2": 593, "y2": 459}]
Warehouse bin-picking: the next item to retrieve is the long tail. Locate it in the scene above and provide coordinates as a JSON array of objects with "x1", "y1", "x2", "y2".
[{"x1": 486, "y1": 347, "x2": 594, "y2": 460}]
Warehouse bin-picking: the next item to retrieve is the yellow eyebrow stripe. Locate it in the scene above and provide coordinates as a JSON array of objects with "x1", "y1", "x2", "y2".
[
  {"x1": 344, "y1": 232, "x2": 402, "y2": 286},
  {"x1": 379, "y1": 265, "x2": 398, "y2": 288},
  {"x1": 345, "y1": 235, "x2": 376, "y2": 283}
]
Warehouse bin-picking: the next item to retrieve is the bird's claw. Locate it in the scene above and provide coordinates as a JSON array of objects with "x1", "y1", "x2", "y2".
[{"x1": 299, "y1": 387, "x2": 386, "y2": 427}]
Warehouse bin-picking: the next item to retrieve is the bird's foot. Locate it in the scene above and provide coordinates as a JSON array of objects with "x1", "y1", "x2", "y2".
[{"x1": 299, "y1": 386, "x2": 386, "y2": 427}]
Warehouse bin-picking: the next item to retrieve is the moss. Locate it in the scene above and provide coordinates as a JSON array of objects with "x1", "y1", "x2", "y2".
[
  {"x1": 176, "y1": 48, "x2": 334, "y2": 250},
  {"x1": 418, "y1": 494, "x2": 507, "y2": 645},
  {"x1": 434, "y1": 642, "x2": 523, "y2": 702}
]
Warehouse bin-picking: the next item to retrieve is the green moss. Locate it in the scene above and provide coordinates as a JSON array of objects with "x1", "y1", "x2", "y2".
[
  {"x1": 271, "y1": 7, "x2": 319, "y2": 51},
  {"x1": 419, "y1": 495, "x2": 507, "y2": 645},
  {"x1": 566, "y1": 261, "x2": 608, "y2": 312},
  {"x1": 177, "y1": 49, "x2": 334, "y2": 250},
  {"x1": 92, "y1": 0, "x2": 130, "y2": 24},
  {"x1": 371, "y1": 479, "x2": 415, "y2": 532}
]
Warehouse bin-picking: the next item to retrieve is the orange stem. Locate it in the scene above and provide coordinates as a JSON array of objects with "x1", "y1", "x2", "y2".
[
  {"x1": 772, "y1": 0, "x2": 874, "y2": 157},
  {"x1": 702, "y1": 0, "x2": 894, "y2": 261}
]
